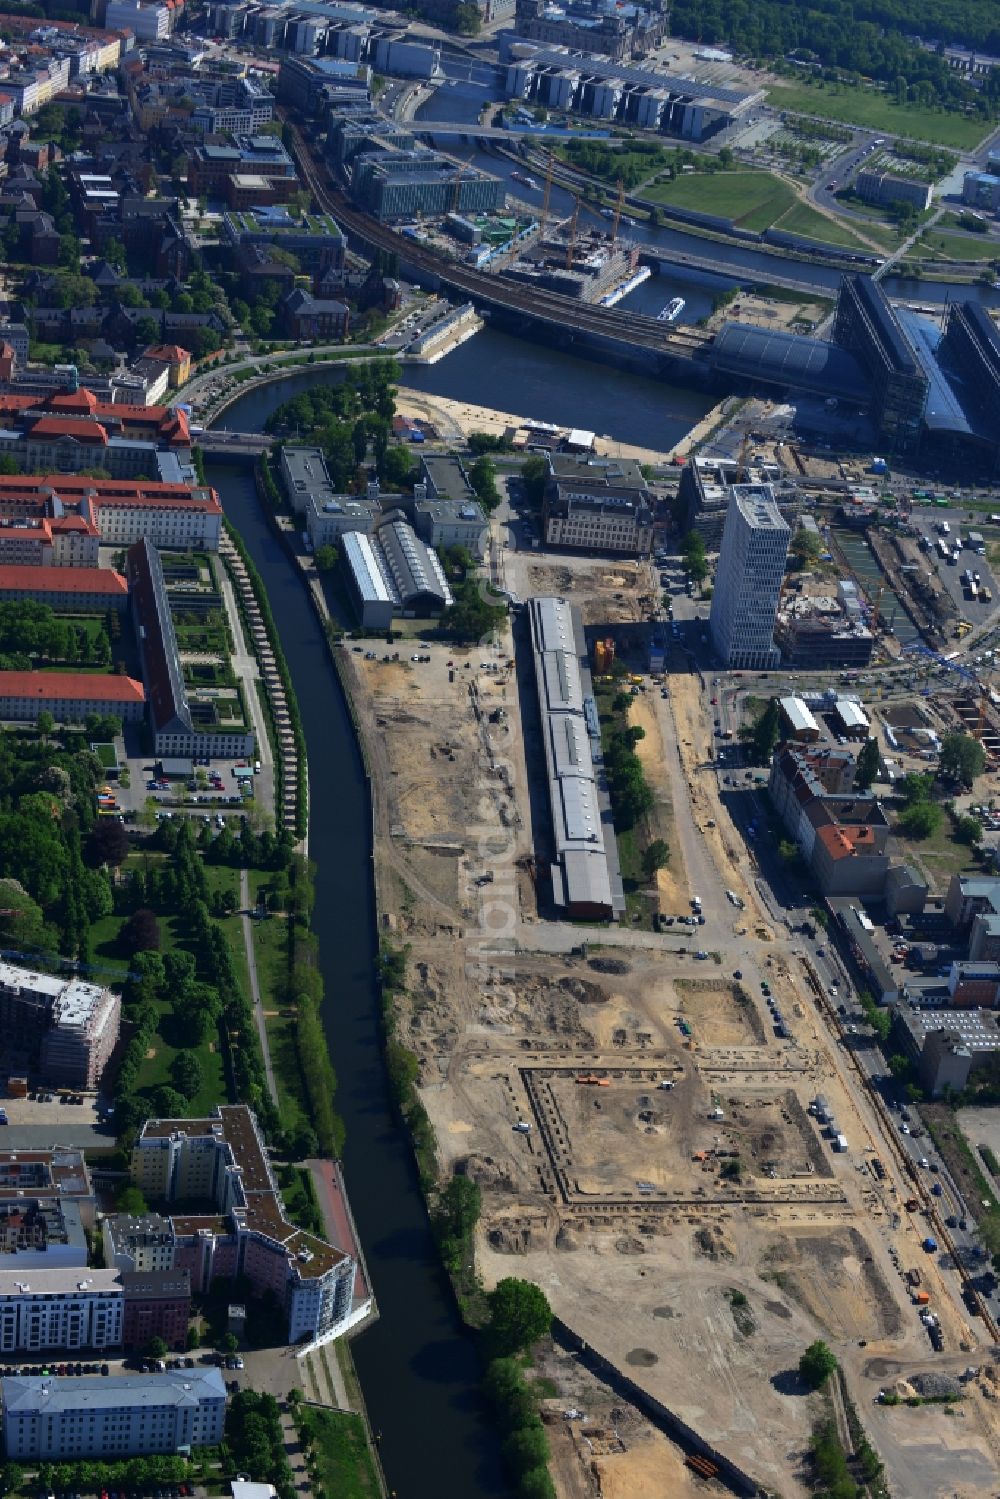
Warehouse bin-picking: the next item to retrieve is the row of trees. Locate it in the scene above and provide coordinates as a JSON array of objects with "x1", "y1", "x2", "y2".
[
  {"x1": 669, "y1": 0, "x2": 1000, "y2": 116},
  {"x1": 225, "y1": 1391, "x2": 296, "y2": 1499},
  {"x1": 606, "y1": 692, "x2": 655, "y2": 828},
  {"x1": 0, "y1": 601, "x2": 111, "y2": 671}
]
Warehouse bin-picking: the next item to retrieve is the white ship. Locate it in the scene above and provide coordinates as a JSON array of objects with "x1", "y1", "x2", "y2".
[{"x1": 657, "y1": 296, "x2": 686, "y2": 323}]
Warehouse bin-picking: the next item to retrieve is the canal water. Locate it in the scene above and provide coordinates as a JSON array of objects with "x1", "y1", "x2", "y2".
[
  {"x1": 833, "y1": 528, "x2": 920, "y2": 646},
  {"x1": 208, "y1": 451, "x2": 509, "y2": 1499}
]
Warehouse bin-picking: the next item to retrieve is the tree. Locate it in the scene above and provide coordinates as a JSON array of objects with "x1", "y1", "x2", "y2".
[
  {"x1": 116, "y1": 1186, "x2": 148, "y2": 1215},
  {"x1": 898, "y1": 772, "x2": 933, "y2": 807},
  {"x1": 380, "y1": 444, "x2": 415, "y2": 489},
  {"x1": 939, "y1": 732, "x2": 986, "y2": 788},
  {"x1": 899, "y1": 801, "x2": 943, "y2": 839},
  {"x1": 86, "y1": 818, "x2": 129, "y2": 868},
  {"x1": 122, "y1": 907, "x2": 161, "y2": 953},
  {"x1": 36, "y1": 710, "x2": 54, "y2": 740},
  {"x1": 745, "y1": 698, "x2": 780, "y2": 765},
  {"x1": 222, "y1": 1331, "x2": 239, "y2": 1353},
  {"x1": 503, "y1": 1423, "x2": 549, "y2": 1480},
  {"x1": 486, "y1": 1278, "x2": 552, "y2": 1356},
  {"x1": 314, "y1": 544, "x2": 338, "y2": 572},
  {"x1": 799, "y1": 1339, "x2": 838, "y2": 1389},
  {"x1": 789, "y1": 528, "x2": 823, "y2": 569},
  {"x1": 955, "y1": 813, "x2": 983, "y2": 845},
  {"x1": 171, "y1": 1051, "x2": 203, "y2": 1101},
  {"x1": 147, "y1": 1336, "x2": 168, "y2": 1359},
  {"x1": 641, "y1": 838, "x2": 670, "y2": 881},
  {"x1": 855, "y1": 737, "x2": 880, "y2": 790},
  {"x1": 682, "y1": 531, "x2": 708, "y2": 585},
  {"x1": 518, "y1": 1471, "x2": 556, "y2": 1499},
  {"x1": 186, "y1": 1325, "x2": 201, "y2": 1350}
]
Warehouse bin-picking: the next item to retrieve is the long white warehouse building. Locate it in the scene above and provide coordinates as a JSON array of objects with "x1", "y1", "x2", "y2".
[{"x1": 528, "y1": 595, "x2": 622, "y2": 920}]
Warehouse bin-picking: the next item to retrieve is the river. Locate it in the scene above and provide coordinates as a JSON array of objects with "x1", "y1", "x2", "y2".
[
  {"x1": 208, "y1": 444, "x2": 509, "y2": 1498},
  {"x1": 215, "y1": 331, "x2": 714, "y2": 451},
  {"x1": 417, "y1": 76, "x2": 1000, "y2": 310}
]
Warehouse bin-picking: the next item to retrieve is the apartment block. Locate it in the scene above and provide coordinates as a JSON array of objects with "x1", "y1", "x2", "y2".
[
  {"x1": 130, "y1": 1106, "x2": 357, "y2": 1345},
  {"x1": 0, "y1": 962, "x2": 121, "y2": 1088},
  {"x1": 0, "y1": 1268, "x2": 123, "y2": 1353}
]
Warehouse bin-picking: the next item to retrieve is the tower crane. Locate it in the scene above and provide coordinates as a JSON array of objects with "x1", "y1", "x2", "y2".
[
  {"x1": 565, "y1": 196, "x2": 580, "y2": 270},
  {"x1": 538, "y1": 153, "x2": 554, "y2": 241},
  {"x1": 611, "y1": 177, "x2": 625, "y2": 243}
]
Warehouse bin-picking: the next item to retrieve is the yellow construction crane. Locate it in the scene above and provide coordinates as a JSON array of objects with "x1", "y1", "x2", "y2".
[
  {"x1": 538, "y1": 153, "x2": 554, "y2": 240},
  {"x1": 611, "y1": 177, "x2": 625, "y2": 243},
  {"x1": 566, "y1": 195, "x2": 580, "y2": 270}
]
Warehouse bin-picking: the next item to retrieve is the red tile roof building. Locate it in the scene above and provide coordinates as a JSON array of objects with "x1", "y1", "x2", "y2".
[
  {"x1": 0, "y1": 566, "x2": 127, "y2": 610},
  {"x1": 0, "y1": 475, "x2": 222, "y2": 553},
  {"x1": 0, "y1": 671, "x2": 145, "y2": 724},
  {"x1": 0, "y1": 388, "x2": 190, "y2": 481}
]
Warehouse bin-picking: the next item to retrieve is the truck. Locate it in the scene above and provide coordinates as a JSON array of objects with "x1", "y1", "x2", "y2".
[
  {"x1": 833, "y1": 1133, "x2": 848, "y2": 1152},
  {"x1": 938, "y1": 520, "x2": 951, "y2": 536},
  {"x1": 906, "y1": 1268, "x2": 922, "y2": 1287}
]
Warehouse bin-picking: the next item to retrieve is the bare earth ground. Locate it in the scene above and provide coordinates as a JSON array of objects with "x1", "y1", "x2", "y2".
[{"x1": 342, "y1": 552, "x2": 1000, "y2": 1497}]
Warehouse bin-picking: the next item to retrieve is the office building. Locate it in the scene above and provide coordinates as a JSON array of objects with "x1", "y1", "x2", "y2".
[
  {"x1": 415, "y1": 455, "x2": 489, "y2": 559},
  {"x1": 543, "y1": 452, "x2": 652, "y2": 554},
  {"x1": 678, "y1": 452, "x2": 801, "y2": 547},
  {"x1": 222, "y1": 208, "x2": 346, "y2": 274},
  {"x1": 0, "y1": 961, "x2": 121, "y2": 1088},
  {"x1": 939, "y1": 300, "x2": 1000, "y2": 437},
  {"x1": 350, "y1": 149, "x2": 504, "y2": 222},
  {"x1": 105, "y1": 0, "x2": 177, "y2": 41},
  {"x1": 963, "y1": 171, "x2": 1000, "y2": 211},
  {"x1": 128, "y1": 538, "x2": 255, "y2": 761},
  {"x1": 709, "y1": 488, "x2": 789, "y2": 668},
  {"x1": 2, "y1": 1368, "x2": 226, "y2": 1459},
  {"x1": 889, "y1": 1004, "x2": 1000, "y2": 1096},
  {"x1": 130, "y1": 1107, "x2": 357, "y2": 1345},
  {"x1": 276, "y1": 54, "x2": 371, "y2": 114},
  {"x1": 855, "y1": 169, "x2": 932, "y2": 212},
  {"x1": 528, "y1": 595, "x2": 623, "y2": 920},
  {"x1": 503, "y1": 43, "x2": 764, "y2": 140},
  {"x1": 0, "y1": 1268, "x2": 122, "y2": 1353},
  {"x1": 0, "y1": 388, "x2": 191, "y2": 481},
  {"x1": 833, "y1": 276, "x2": 928, "y2": 453},
  {"x1": 513, "y1": 0, "x2": 668, "y2": 61}
]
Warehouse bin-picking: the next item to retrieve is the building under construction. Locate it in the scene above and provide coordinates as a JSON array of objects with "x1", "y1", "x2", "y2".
[
  {"x1": 502, "y1": 227, "x2": 640, "y2": 303},
  {"x1": 0, "y1": 962, "x2": 120, "y2": 1090}
]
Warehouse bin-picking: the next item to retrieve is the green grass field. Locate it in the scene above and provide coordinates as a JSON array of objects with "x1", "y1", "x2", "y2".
[
  {"x1": 916, "y1": 229, "x2": 998, "y2": 261},
  {"x1": 643, "y1": 170, "x2": 871, "y2": 247},
  {"x1": 769, "y1": 200, "x2": 873, "y2": 249},
  {"x1": 644, "y1": 169, "x2": 796, "y2": 230},
  {"x1": 766, "y1": 80, "x2": 990, "y2": 149},
  {"x1": 296, "y1": 1407, "x2": 380, "y2": 1499}
]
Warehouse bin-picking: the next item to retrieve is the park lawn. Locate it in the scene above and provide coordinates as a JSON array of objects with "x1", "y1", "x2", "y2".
[
  {"x1": 769, "y1": 200, "x2": 873, "y2": 249},
  {"x1": 916, "y1": 229, "x2": 998, "y2": 262},
  {"x1": 893, "y1": 813, "x2": 979, "y2": 892},
  {"x1": 133, "y1": 994, "x2": 229, "y2": 1117},
  {"x1": 765, "y1": 81, "x2": 990, "y2": 149},
  {"x1": 296, "y1": 1407, "x2": 380, "y2": 1499},
  {"x1": 643, "y1": 169, "x2": 796, "y2": 231}
]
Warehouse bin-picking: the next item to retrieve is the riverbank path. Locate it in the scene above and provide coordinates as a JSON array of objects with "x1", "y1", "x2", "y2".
[{"x1": 240, "y1": 867, "x2": 278, "y2": 1105}]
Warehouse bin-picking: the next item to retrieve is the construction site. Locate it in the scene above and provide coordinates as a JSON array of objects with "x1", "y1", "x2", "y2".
[{"x1": 338, "y1": 526, "x2": 1000, "y2": 1496}]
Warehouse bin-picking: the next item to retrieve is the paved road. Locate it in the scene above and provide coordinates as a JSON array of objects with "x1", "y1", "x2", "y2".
[{"x1": 240, "y1": 867, "x2": 278, "y2": 1106}]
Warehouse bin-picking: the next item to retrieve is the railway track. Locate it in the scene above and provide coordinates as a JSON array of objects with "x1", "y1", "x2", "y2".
[{"x1": 286, "y1": 121, "x2": 711, "y2": 360}]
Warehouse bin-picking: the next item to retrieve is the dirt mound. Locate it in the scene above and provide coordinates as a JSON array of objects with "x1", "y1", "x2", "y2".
[
  {"x1": 462, "y1": 1153, "x2": 516, "y2": 1191},
  {"x1": 588, "y1": 957, "x2": 631, "y2": 976},
  {"x1": 911, "y1": 1371, "x2": 962, "y2": 1398},
  {"x1": 559, "y1": 976, "x2": 608, "y2": 1005},
  {"x1": 486, "y1": 1222, "x2": 531, "y2": 1254},
  {"x1": 625, "y1": 1348, "x2": 658, "y2": 1367}
]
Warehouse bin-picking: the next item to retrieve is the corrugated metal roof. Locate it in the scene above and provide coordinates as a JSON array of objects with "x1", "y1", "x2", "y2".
[{"x1": 342, "y1": 530, "x2": 397, "y2": 606}]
